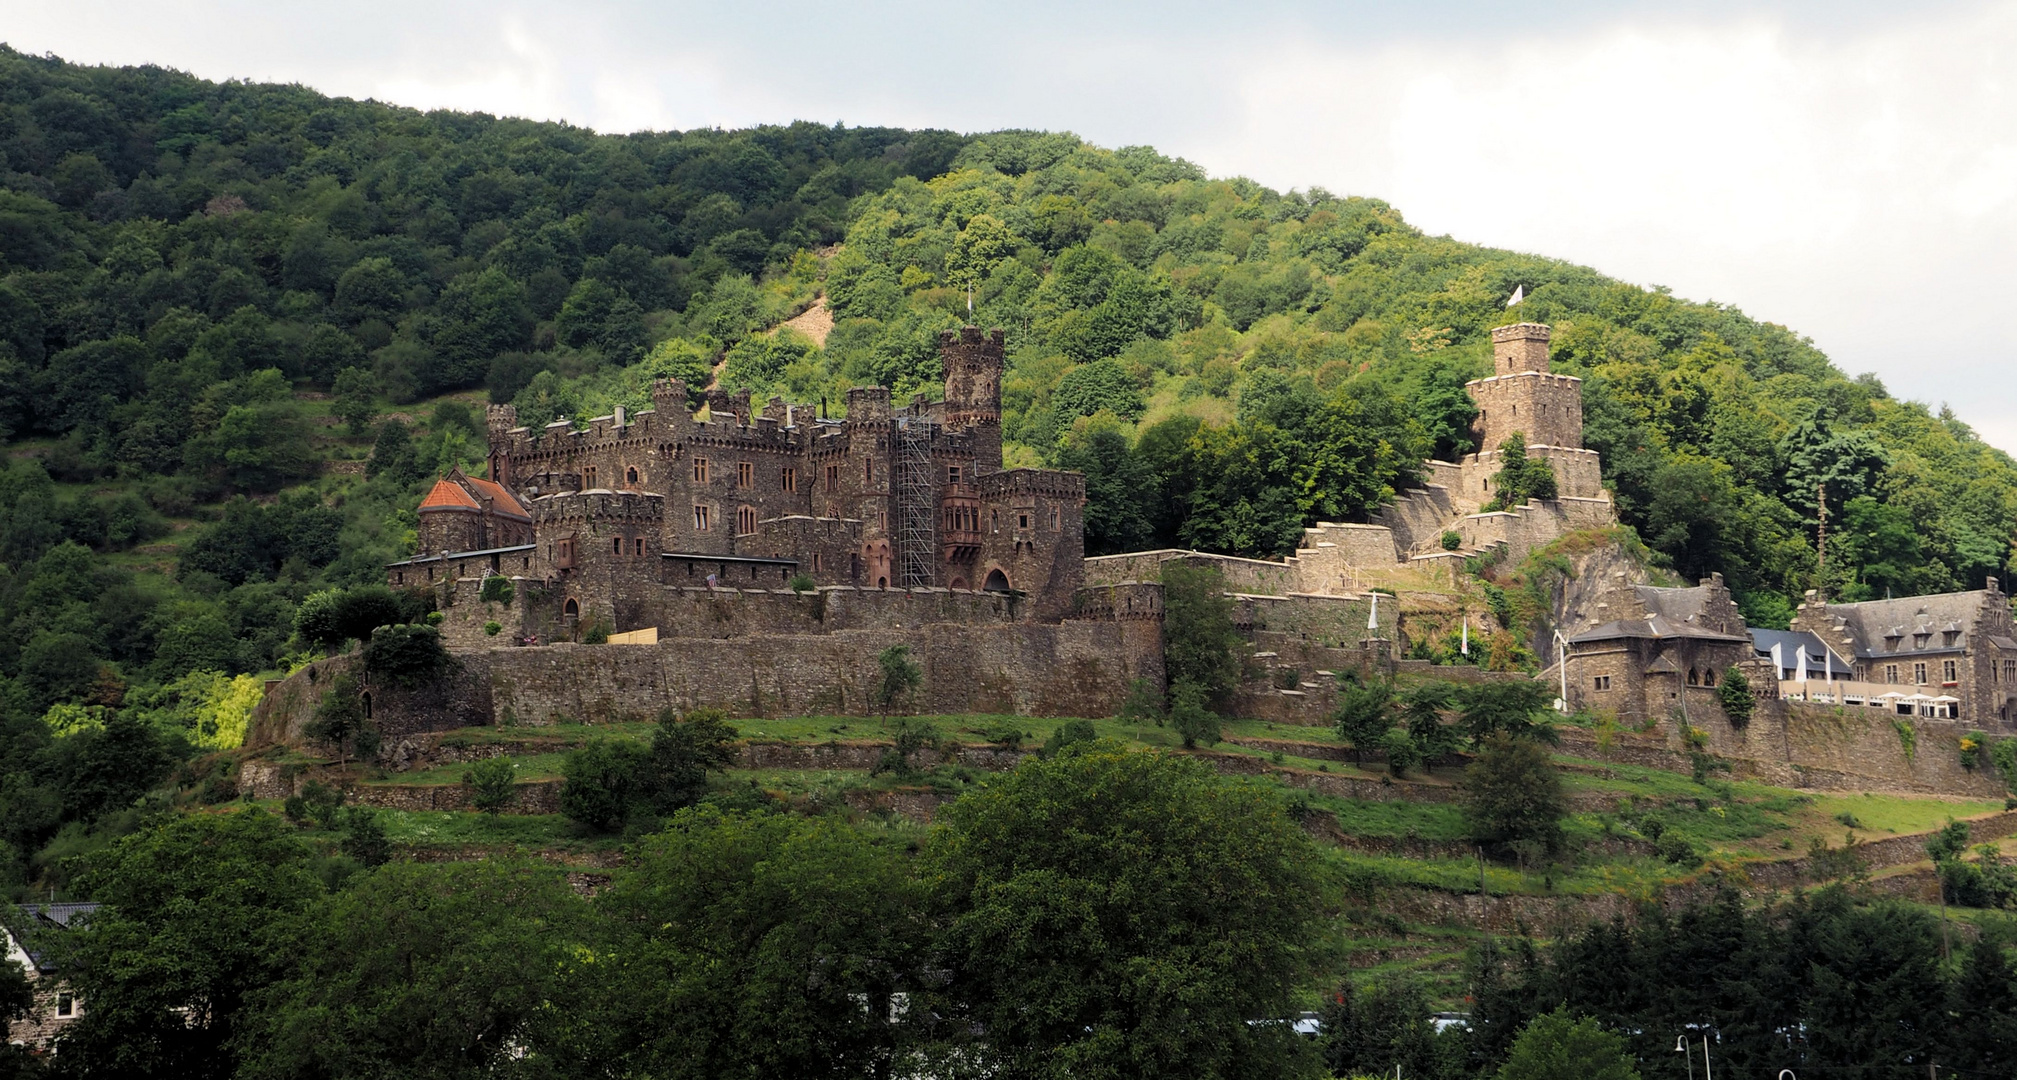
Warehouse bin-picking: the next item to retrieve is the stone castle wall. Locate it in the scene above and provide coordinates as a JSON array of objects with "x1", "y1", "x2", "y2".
[{"x1": 248, "y1": 618, "x2": 1166, "y2": 752}]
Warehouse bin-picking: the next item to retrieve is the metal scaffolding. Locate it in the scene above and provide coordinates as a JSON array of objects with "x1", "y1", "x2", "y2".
[{"x1": 895, "y1": 417, "x2": 936, "y2": 588}]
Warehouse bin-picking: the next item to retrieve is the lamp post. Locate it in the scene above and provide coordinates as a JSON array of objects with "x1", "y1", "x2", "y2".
[
  {"x1": 1675, "y1": 1034, "x2": 1693, "y2": 1080},
  {"x1": 1553, "y1": 629, "x2": 1570, "y2": 713}
]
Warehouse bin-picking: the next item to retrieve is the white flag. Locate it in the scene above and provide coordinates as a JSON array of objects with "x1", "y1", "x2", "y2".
[
  {"x1": 1461, "y1": 617, "x2": 1469, "y2": 655},
  {"x1": 1771, "y1": 640, "x2": 1784, "y2": 679},
  {"x1": 1368, "y1": 592, "x2": 1379, "y2": 631},
  {"x1": 1506, "y1": 285, "x2": 1525, "y2": 307}
]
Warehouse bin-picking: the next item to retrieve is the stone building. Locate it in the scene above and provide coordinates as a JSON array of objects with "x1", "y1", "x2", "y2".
[
  {"x1": 4, "y1": 903, "x2": 96, "y2": 1054},
  {"x1": 1291, "y1": 322, "x2": 1617, "y2": 575},
  {"x1": 390, "y1": 327, "x2": 1088, "y2": 637},
  {"x1": 1788, "y1": 582, "x2": 2017, "y2": 727},
  {"x1": 1560, "y1": 573, "x2": 1771, "y2": 723}
]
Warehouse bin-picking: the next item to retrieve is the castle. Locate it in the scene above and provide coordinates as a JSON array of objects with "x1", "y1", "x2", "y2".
[{"x1": 389, "y1": 328, "x2": 1088, "y2": 641}]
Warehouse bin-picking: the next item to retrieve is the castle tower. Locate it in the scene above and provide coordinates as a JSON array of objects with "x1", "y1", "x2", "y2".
[
  {"x1": 1468, "y1": 323, "x2": 1583, "y2": 454},
  {"x1": 940, "y1": 326, "x2": 1004, "y2": 473},
  {"x1": 486, "y1": 404, "x2": 519, "y2": 487}
]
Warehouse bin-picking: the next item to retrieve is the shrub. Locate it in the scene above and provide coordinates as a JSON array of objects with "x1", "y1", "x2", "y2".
[
  {"x1": 984, "y1": 724, "x2": 1028, "y2": 750},
  {"x1": 283, "y1": 780, "x2": 346, "y2": 829},
  {"x1": 1043, "y1": 719, "x2": 1098, "y2": 755},
  {"x1": 1993, "y1": 738, "x2": 2017, "y2": 794},
  {"x1": 363, "y1": 623, "x2": 450, "y2": 689},
  {"x1": 1716, "y1": 666, "x2": 1753, "y2": 726},
  {"x1": 1962, "y1": 731, "x2": 1986, "y2": 770},
  {"x1": 559, "y1": 738, "x2": 649, "y2": 832},
  {"x1": 646, "y1": 707, "x2": 740, "y2": 811},
  {"x1": 304, "y1": 673, "x2": 368, "y2": 760},
  {"x1": 462, "y1": 757, "x2": 516, "y2": 814},
  {"x1": 1497, "y1": 1008, "x2": 1639, "y2": 1080},
  {"x1": 483, "y1": 620, "x2": 502, "y2": 636},
  {"x1": 1656, "y1": 832, "x2": 1702, "y2": 868},
  {"x1": 581, "y1": 617, "x2": 611, "y2": 645},
  {"x1": 1168, "y1": 679, "x2": 1221, "y2": 749},
  {"x1": 339, "y1": 807, "x2": 391, "y2": 866},
  {"x1": 788, "y1": 572, "x2": 816, "y2": 593},
  {"x1": 1440, "y1": 529, "x2": 1463, "y2": 551},
  {"x1": 479, "y1": 575, "x2": 515, "y2": 605},
  {"x1": 874, "y1": 718, "x2": 939, "y2": 777}
]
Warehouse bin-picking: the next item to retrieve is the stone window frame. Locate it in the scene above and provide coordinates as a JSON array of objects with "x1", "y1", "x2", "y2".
[
  {"x1": 1944, "y1": 659, "x2": 1958, "y2": 683},
  {"x1": 1885, "y1": 664, "x2": 1899, "y2": 684},
  {"x1": 633, "y1": 538, "x2": 646, "y2": 556},
  {"x1": 1593, "y1": 675, "x2": 1611, "y2": 690},
  {"x1": 948, "y1": 465, "x2": 962, "y2": 485},
  {"x1": 693, "y1": 458, "x2": 710, "y2": 483},
  {"x1": 694, "y1": 505, "x2": 712, "y2": 531},
  {"x1": 612, "y1": 537, "x2": 624, "y2": 556},
  {"x1": 738, "y1": 461, "x2": 754, "y2": 488},
  {"x1": 825, "y1": 464, "x2": 840, "y2": 492},
  {"x1": 625, "y1": 465, "x2": 639, "y2": 487},
  {"x1": 583, "y1": 465, "x2": 598, "y2": 488},
  {"x1": 1914, "y1": 661, "x2": 1928, "y2": 685},
  {"x1": 781, "y1": 467, "x2": 797, "y2": 493},
  {"x1": 556, "y1": 538, "x2": 576, "y2": 569},
  {"x1": 736, "y1": 506, "x2": 757, "y2": 535},
  {"x1": 1049, "y1": 508, "x2": 1060, "y2": 529}
]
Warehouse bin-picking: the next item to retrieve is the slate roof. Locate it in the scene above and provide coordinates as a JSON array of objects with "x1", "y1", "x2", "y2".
[
  {"x1": 1819, "y1": 590, "x2": 1989, "y2": 659},
  {"x1": 1567, "y1": 618, "x2": 1750, "y2": 645},
  {"x1": 1750, "y1": 628, "x2": 1854, "y2": 677},
  {"x1": 5, "y1": 903, "x2": 99, "y2": 974}
]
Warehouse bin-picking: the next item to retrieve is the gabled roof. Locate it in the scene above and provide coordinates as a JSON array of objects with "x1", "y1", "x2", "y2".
[
  {"x1": 5, "y1": 902, "x2": 99, "y2": 974},
  {"x1": 464, "y1": 475, "x2": 531, "y2": 520},
  {"x1": 418, "y1": 477, "x2": 481, "y2": 512}
]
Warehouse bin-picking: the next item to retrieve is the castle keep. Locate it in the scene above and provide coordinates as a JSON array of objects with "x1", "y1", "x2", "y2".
[{"x1": 391, "y1": 328, "x2": 1087, "y2": 640}]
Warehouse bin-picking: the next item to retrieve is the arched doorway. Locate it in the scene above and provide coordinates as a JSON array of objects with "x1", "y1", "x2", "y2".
[
  {"x1": 876, "y1": 576, "x2": 889, "y2": 588},
  {"x1": 950, "y1": 576, "x2": 968, "y2": 590},
  {"x1": 564, "y1": 597, "x2": 580, "y2": 618},
  {"x1": 983, "y1": 569, "x2": 1011, "y2": 593}
]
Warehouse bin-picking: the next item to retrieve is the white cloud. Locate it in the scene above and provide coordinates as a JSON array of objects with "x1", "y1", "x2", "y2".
[{"x1": 6, "y1": 1, "x2": 2017, "y2": 446}]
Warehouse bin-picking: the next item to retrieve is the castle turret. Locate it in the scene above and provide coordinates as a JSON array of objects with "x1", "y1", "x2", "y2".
[
  {"x1": 486, "y1": 403, "x2": 519, "y2": 487},
  {"x1": 1468, "y1": 323, "x2": 1583, "y2": 453},
  {"x1": 940, "y1": 326, "x2": 1004, "y2": 472}
]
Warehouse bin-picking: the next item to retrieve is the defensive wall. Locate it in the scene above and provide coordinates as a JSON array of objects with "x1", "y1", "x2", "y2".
[{"x1": 250, "y1": 614, "x2": 1165, "y2": 757}]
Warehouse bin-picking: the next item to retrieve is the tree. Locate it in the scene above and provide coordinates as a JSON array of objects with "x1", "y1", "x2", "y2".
[
  {"x1": 1484, "y1": 433, "x2": 1559, "y2": 511},
  {"x1": 644, "y1": 706, "x2": 740, "y2": 812},
  {"x1": 331, "y1": 366, "x2": 377, "y2": 434},
  {"x1": 1716, "y1": 665, "x2": 1754, "y2": 726},
  {"x1": 1319, "y1": 975, "x2": 1443, "y2": 1080},
  {"x1": 559, "y1": 738, "x2": 648, "y2": 832},
  {"x1": 1056, "y1": 414, "x2": 1154, "y2": 555},
  {"x1": 236, "y1": 860, "x2": 587, "y2": 1080},
  {"x1": 1458, "y1": 680, "x2": 1556, "y2": 746},
  {"x1": 873, "y1": 644, "x2": 923, "y2": 711},
  {"x1": 361, "y1": 623, "x2": 449, "y2": 689},
  {"x1": 367, "y1": 419, "x2": 423, "y2": 485},
  {"x1": 1496, "y1": 1008, "x2": 1640, "y2": 1080},
  {"x1": 304, "y1": 672, "x2": 368, "y2": 763},
  {"x1": 1947, "y1": 932, "x2": 2017, "y2": 1077},
  {"x1": 925, "y1": 745, "x2": 1325, "y2": 1079},
  {"x1": 1462, "y1": 733, "x2": 1566, "y2": 855},
  {"x1": 51, "y1": 811, "x2": 322, "y2": 1080},
  {"x1": 1333, "y1": 679, "x2": 1394, "y2": 763},
  {"x1": 546, "y1": 807, "x2": 923, "y2": 1079},
  {"x1": 1160, "y1": 562, "x2": 1241, "y2": 705},
  {"x1": 1167, "y1": 679, "x2": 1221, "y2": 748},
  {"x1": 462, "y1": 757, "x2": 516, "y2": 813}
]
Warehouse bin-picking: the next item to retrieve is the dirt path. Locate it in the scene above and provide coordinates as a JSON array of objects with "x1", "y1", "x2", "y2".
[{"x1": 771, "y1": 294, "x2": 832, "y2": 347}]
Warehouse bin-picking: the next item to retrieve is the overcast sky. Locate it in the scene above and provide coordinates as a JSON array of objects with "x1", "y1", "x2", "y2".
[{"x1": 9, "y1": 1, "x2": 2017, "y2": 448}]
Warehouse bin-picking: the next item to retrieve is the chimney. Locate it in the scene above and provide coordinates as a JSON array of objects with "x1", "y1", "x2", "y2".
[{"x1": 613, "y1": 404, "x2": 626, "y2": 428}]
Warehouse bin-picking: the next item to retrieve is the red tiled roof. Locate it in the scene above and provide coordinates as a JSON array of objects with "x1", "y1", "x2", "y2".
[
  {"x1": 418, "y1": 478, "x2": 481, "y2": 512},
  {"x1": 466, "y1": 476, "x2": 531, "y2": 520}
]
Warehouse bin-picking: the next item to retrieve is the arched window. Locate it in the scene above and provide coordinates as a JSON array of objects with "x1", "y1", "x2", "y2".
[
  {"x1": 737, "y1": 506, "x2": 757, "y2": 534},
  {"x1": 984, "y1": 569, "x2": 1011, "y2": 593},
  {"x1": 564, "y1": 597, "x2": 580, "y2": 618},
  {"x1": 1688, "y1": 667, "x2": 1700, "y2": 686},
  {"x1": 1704, "y1": 669, "x2": 1717, "y2": 687},
  {"x1": 625, "y1": 465, "x2": 639, "y2": 486}
]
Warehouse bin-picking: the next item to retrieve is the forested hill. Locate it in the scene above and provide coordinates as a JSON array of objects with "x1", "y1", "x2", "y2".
[{"x1": 1, "y1": 48, "x2": 2015, "y2": 887}]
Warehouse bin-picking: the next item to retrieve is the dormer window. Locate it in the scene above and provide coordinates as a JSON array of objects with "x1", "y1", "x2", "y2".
[{"x1": 1944, "y1": 630, "x2": 1961, "y2": 647}]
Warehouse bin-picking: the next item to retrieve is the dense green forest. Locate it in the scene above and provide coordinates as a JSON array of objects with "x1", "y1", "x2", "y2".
[{"x1": 0, "y1": 47, "x2": 2013, "y2": 906}]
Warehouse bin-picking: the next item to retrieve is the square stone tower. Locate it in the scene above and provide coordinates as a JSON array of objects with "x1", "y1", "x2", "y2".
[{"x1": 1469, "y1": 323, "x2": 1583, "y2": 453}]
